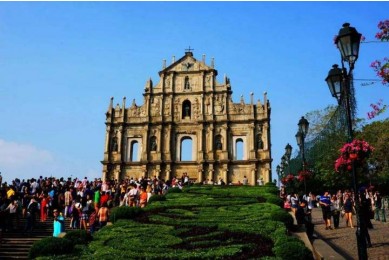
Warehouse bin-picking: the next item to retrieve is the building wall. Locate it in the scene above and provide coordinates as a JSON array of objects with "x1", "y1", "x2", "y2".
[{"x1": 101, "y1": 51, "x2": 272, "y2": 185}]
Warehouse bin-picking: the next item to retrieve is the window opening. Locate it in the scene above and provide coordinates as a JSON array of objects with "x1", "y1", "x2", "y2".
[
  {"x1": 131, "y1": 141, "x2": 139, "y2": 162},
  {"x1": 181, "y1": 137, "x2": 193, "y2": 161},
  {"x1": 235, "y1": 138, "x2": 244, "y2": 160}
]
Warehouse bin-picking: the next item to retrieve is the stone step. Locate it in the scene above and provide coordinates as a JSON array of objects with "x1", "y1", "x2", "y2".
[{"x1": 0, "y1": 217, "x2": 73, "y2": 259}]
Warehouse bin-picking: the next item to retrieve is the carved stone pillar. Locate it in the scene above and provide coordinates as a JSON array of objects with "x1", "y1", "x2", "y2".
[
  {"x1": 208, "y1": 165, "x2": 214, "y2": 182},
  {"x1": 251, "y1": 168, "x2": 256, "y2": 186},
  {"x1": 197, "y1": 165, "x2": 203, "y2": 183},
  {"x1": 223, "y1": 167, "x2": 228, "y2": 184},
  {"x1": 165, "y1": 165, "x2": 171, "y2": 181}
]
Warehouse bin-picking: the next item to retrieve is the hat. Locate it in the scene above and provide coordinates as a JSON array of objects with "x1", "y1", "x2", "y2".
[{"x1": 53, "y1": 209, "x2": 58, "y2": 213}]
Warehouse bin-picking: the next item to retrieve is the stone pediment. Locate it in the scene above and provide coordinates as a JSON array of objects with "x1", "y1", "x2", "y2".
[{"x1": 159, "y1": 52, "x2": 214, "y2": 75}]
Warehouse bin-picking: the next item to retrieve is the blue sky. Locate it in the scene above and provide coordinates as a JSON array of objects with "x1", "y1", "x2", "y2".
[{"x1": 0, "y1": 2, "x2": 388, "y2": 184}]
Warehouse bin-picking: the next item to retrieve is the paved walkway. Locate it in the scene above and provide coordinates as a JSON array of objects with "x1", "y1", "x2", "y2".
[{"x1": 310, "y1": 208, "x2": 389, "y2": 260}]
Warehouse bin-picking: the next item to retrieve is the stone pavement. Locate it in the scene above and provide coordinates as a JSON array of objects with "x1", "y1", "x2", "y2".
[{"x1": 310, "y1": 207, "x2": 389, "y2": 260}]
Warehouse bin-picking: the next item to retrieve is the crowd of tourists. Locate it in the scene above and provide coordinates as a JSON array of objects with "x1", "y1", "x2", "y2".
[
  {"x1": 280, "y1": 186, "x2": 388, "y2": 245},
  {"x1": 0, "y1": 174, "x2": 191, "y2": 237}
]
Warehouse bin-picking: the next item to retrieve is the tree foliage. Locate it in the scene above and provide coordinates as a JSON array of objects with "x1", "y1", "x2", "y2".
[
  {"x1": 356, "y1": 119, "x2": 389, "y2": 193},
  {"x1": 289, "y1": 104, "x2": 389, "y2": 195}
]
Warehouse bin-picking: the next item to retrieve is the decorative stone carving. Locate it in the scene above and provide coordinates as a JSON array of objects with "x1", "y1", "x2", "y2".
[
  {"x1": 102, "y1": 51, "x2": 271, "y2": 185},
  {"x1": 215, "y1": 94, "x2": 224, "y2": 114}
]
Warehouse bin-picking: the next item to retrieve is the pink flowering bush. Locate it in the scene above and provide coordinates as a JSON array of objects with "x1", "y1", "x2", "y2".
[
  {"x1": 297, "y1": 170, "x2": 312, "y2": 182},
  {"x1": 371, "y1": 20, "x2": 389, "y2": 85},
  {"x1": 335, "y1": 139, "x2": 374, "y2": 172},
  {"x1": 367, "y1": 99, "x2": 387, "y2": 119},
  {"x1": 281, "y1": 174, "x2": 295, "y2": 185},
  {"x1": 375, "y1": 20, "x2": 389, "y2": 41},
  {"x1": 370, "y1": 58, "x2": 389, "y2": 85}
]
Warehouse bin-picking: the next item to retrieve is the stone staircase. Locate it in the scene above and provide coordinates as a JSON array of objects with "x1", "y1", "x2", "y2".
[{"x1": 0, "y1": 215, "x2": 71, "y2": 259}]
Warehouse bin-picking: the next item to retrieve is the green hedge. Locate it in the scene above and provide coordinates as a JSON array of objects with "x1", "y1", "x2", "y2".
[
  {"x1": 64, "y1": 230, "x2": 93, "y2": 245},
  {"x1": 148, "y1": 194, "x2": 166, "y2": 204},
  {"x1": 109, "y1": 205, "x2": 143, "y2": 223},
  {"x1": 29, "y1": 237, "x2": 74, "y2": 259},
  {"x1": 62, "y1": 186, "x2": 312, "y2": 259}
]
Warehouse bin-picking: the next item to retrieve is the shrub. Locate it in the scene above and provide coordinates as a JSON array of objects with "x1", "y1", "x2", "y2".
[
  {"x1": 270, "y1": 210, "x2": 293, "y2": 224},
  {"x1": 109, "y1": 206, "x2": 143, "y2": 222},
  {"x1": 64, "y1": 230, "x2": 93, "y2": 245},
  {"x1": 264, "y1": 196, "x2": 283, "y2": 207},
  {"x1": 148, "y1": 194, "x2": 166, "y2": 204},
  {"x1": 29, "y1": 237, "x2": 74, "y2": 259},
  {"x1": 273, "y1": 240, "x2": 313, "y2": 260},
  {"x1": 167, "y1": 187, "x2": 183, "y2": 193},
  {"x1": 80, "y1": 186, "x2": 311, "y2": 259}
]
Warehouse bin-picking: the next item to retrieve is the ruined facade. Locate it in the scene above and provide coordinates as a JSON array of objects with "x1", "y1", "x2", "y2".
[{"x1": 102, "y1": 51, "x2": 272, "y2": 185}]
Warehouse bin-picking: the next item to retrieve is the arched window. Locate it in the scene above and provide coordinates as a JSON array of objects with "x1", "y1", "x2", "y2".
[
  {"x1": 215, "y1": 135, "x2": 222, "y2": 150},
  {"x1": 181, "y1": 137, "x2": 193, "y2": 161},
  {"x1": 235, "y1": 138, "x2": 244, "y2": 160},
  {"x1": 184, "y1": 76, "x2": 190, "y2": 90},
  {"x1": 182, "y1": 100, "x2": 191, "y2": 119},
  {"x1": 150, "y1": 136, "x2": 157, "y2": 151},
  {"x1": 130, "y1": 141, "x2": 139, "y2": 162}
]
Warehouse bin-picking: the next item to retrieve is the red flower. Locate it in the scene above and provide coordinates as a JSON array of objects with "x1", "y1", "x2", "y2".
[
  {"x1": 334, "y1": 139, "x2": 374, "y2": 173},
  {"x1": 297, "y1": 170, "x2": 312, "y2": 182}
]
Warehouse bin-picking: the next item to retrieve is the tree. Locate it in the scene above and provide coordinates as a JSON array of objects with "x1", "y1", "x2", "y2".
[
  {"x1": 293, "y1": 106, "x2": 351, "y2": 194},
  {"x1": 356, "y1": 119, "x2": 389, "y2": 194}
]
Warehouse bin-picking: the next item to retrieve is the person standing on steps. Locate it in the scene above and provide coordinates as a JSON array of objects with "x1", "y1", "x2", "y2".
[
  {"x1": 24, "y1": 198, "x2": 38, "y2": 235},
  {"x1": 53, "y1": 209, "x2": 65, "y2": 237}
]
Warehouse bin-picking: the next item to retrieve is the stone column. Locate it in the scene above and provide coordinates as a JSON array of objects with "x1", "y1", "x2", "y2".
[
  {"x1": 251, "y1": 168, "x2": 256, "y2": 186},
  {"x1": 165, "y1": 165, "x2": 171, "y2": 182},
  {"x1": 223, "y1": 166, "x2": 228, "y2": 184},
  {"x1": 197, "y1": 165, "x2": 203, "y2": 183},
  {"x1": 208, "y1": 166, "x2": 214, "y2": 183}
]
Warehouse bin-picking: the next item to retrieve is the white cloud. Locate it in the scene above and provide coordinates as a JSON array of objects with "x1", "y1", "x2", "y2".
[{"x1": 0, "y1": 139, "x2": 56, "y2": 183}]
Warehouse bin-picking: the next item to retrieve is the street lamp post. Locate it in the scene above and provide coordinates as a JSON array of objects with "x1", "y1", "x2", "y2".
[
  {"x1": 325, "y1": 23, "x2": 367, "y2": 260},
  {"x1": 295, "y1": 116, "x2": 309, "y2": 196},
  {"x1": 283, "y1": 143, "x2": 292, "y2": 176},
  {"x1": 285, "y1": 143, "x2": 292, "y2": 162}
]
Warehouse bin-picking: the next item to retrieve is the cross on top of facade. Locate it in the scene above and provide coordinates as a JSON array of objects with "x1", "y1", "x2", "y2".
[{"x1": 185, "y1": 46, "x2": 194, "y2": 53}]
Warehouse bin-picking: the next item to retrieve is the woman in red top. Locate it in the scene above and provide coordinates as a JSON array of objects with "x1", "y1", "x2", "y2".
[
  {"x1": 97, "y1": 202, "x2": 109, "y2": 228},
  {"x1": 39, "y1": 193, "x2": 49, "y2": 222},
  {"x1": 139, "y1": 187, "x2": 148, "y2": 208}
]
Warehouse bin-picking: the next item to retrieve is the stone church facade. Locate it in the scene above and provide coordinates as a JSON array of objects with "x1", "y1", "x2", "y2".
[{"x1": 102, "y1": 50, "x2": 272, "y2": 185}]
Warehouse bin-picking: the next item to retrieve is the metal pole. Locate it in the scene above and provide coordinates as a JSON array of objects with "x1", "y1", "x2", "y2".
[
  {"x1": 302, "y1": 134, "x2": 307, "y2": 196},
  {"x1": 344, "y1": 71, "x2": 367, "y2": 260}
]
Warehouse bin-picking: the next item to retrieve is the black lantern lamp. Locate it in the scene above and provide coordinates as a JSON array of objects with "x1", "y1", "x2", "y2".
[
  {"x1": 298, "y1": 116, "x2": 309, "y2": 136},
  {"x1": 281, "y1": 156, "x2": 287, "y2": 169},
  {"x1": 276, "y1": 165, "x2": 281, "y2": 176},
  {"x1": 325, "y1": 64, "x2": 345, "y2": 104},
  {"x1": 335, "y1": 23, "x2": 362, "y2": 69},
  {"x1": 295, "y1": 131, "x2": 303, "y2": 148},
  {"x1": 285, "y1": 143, "x2": 292, "y2": 159}
]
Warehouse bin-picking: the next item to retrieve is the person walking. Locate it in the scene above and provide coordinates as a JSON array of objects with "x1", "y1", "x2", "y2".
[
  {"x1": 359, "y1": 188, "x2": 373, "y2": 248},
  {"x1": 373, "y1": 191, "x2": 386, "y2": 222},
  {"x1": 331, "y1": 195, "x2": 341, "y2": 229},
  {"x1": 343, "y1": 193, "x2": 354, "y2": 228},
  {"x1": 319, "y1": 191, "x2": 333, "y2": 230}
]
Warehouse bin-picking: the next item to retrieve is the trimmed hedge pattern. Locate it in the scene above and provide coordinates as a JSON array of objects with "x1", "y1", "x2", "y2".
[{"x1": 30, "y1": 186, "x2": 312, "y2": 259}]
